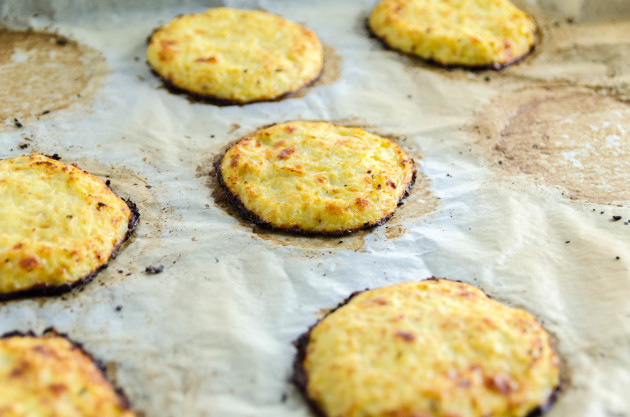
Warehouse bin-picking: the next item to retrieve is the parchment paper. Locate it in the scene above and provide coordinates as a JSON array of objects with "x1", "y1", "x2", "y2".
[{"x1": 1, "y1": 1, "x2": 629, "y2": 416}]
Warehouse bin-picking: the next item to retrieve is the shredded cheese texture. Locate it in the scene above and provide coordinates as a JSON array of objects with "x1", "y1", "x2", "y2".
[
  {"x1": 0, "y1": 155, "x2": 132, "y2": 295},
  {"x1": 368, "y1": 0, "x2": 536, "y2": 68},
  {"x1": 0, "y1": 335, "x2": 135, "y2": 417},
  {"x1": 147, "y1": 7, "x2": 324, "y2": 103},
  {"x1": 219, "y1": 121, "x2": 415, "y2": 234},
  {"x1": 304, "y1": 279, "x2": 559, "y2": 417}
]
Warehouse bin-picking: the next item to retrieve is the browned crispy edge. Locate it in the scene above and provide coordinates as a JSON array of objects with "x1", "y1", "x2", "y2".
[
  {"x1": 150, "y1": 67, "x2": 324, "y2": 106},
  {"x1": 364, "y1": 16, "x2": 537, "y2": 71},
  {"x1": 213, "y1": 132, "x2": 416, "y2": 236},
  {"x1": 291, "y1": 277, "x2": 561, "y2": 417},
  {"x1": 146, "y1": 22, "x2": 325, "y2": 106},
  {"x1": 0, "y1": 328, "x2": 135, "y2": 413},
  {"x1": 0, "y1": 198, "x2": 140, "y2": 302}
]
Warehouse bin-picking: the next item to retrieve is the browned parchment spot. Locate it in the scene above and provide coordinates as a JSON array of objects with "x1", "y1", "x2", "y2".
[
  {"x1": 504, "y1": 18, "x2": 630, "y2": 85},
  {"x1": 474, "y1": 86, "x2": 630, "y2": 204},
  {"x1": 0, "y1": 28, "x2": 107, "y2": 128},
  {"x1": 383, "y1": 168, "x2": 437, "y2": 240},
  {"x1": 62, "y1": 158, "x2": 165, "y2": 291},
  {"x1": 291, "y1": 44, "x2": 341, "y2": 99}
]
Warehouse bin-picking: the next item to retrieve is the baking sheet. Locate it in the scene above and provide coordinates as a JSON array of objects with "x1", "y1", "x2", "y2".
[{"x1": 1, "y1": 0, "x2": 630, "y2": 416}]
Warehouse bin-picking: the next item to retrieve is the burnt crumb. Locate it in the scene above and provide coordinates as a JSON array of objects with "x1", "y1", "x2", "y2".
[
  {"x1": 66, "y1": 215, "x2": 73, "y2": 219},
  {"x1": 145, "y1": 185, "x2": 152, "y2": 189},
  {"x1": 566, "y1": 17, "x2": 575, "y2": 24},
  {"x1": 616, "y1": 256, "x2": 620, "y2": 260},
  {"x1": 338, "y1": 240, "x2": 343, "y2": 244},
  {"x1": 565, "y1": 241, "x2": 570, "y2": 244},
  {"x1": 55, "y1": 37, "x2": 68, "y2": 46},
  {"x1": 498, "y1": 160, "x2": 503, "y2": 165},
  {"x1": 18, "y1": 142, "x2": 29, "y2": 149},
  {"x1": 48, "y1": 153, "x2": 61, "y2": 161},
  {"x1": 484, "y1": 76, "x2": 491, "y2": 82},
  {"x1": 105, "y1": 179, "x2": 111, "y2": 186},
  {"x1": 13, "y1": 118, "x2": 23, "y2": 128},
  {"x1": 97, "y1": 202, "x2": 107, "y2": 210},
  {"x1": 42, "y1": 110, "x2": 50, "y2": 115},
  {"x1": 612, "y1": 216, "x2": 622, "y2": 222},
  {"x1": 601, "y1": 211, "x2": 605, "y2": 214},
  {"x1": 118, "y1": 270, "x2": 123, "y2": 274},
  {"x1": 115, "y1": 305, "x2": 122, "y2": 312},
  {"x1": 145, "y1": 265, "x2": 164, "y2": 274}
]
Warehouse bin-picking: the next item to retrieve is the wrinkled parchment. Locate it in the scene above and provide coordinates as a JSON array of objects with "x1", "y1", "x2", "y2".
[{"x1": 0, "y1": 1, "x2": 629, "y2": 416}]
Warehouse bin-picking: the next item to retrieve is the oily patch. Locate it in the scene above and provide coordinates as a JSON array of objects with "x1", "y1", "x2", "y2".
[
  {"x1": 291, "y1": 44, "x2": 342, "y2": 99},
  {"x1": 0, "y1": 28, "x2": 107, "y2": 129},
  {"x1": 504, "y1": 19, "x2": 630, "y2": 85},
  {"x1": 71, "y1": 158, "x2": 170, "y2": 278},
  {"x1": 474, "y1": 86, "x2": 630, "y2": 204}
]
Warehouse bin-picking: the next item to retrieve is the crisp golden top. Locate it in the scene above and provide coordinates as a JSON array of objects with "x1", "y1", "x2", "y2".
[
  {"x1": 0, "y1": 334, "x2": 135, "y2": 417},
  {"x1": 368, "y1": 0, "x2": 536, "y2": 68},
  {"x1": 303, "y1": 279, "x2": 559, "y2": 417},
  {"x1": 147, "y1": 7, "x2": 324, "y2": 103},
  {"x1": 218, "y1": 121, "x2": 415, "y2": 234},
  {"x1": 0, "y1": 155, "x2": 132, "y2": 296}
]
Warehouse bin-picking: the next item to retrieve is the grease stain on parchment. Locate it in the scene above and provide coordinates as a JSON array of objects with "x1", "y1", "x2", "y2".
[
  {"x1": 473, "y1": 86, "x2": 630, "y2": 204},
  {"x1": 62, "y1": 157, "x2": 165, "y2": 294},
  {"x1": 0, "y1": 28, "x2": 107, "y2": 129},
  {"x1": 292, "y1": 44, "x2": 341, "y2": 99},
  {"x1": 197, "y1": 119, "x2": 438, "y2": 250},
  {"x1": 504, "y1": 18, "x2": 630, "y2": 85}
]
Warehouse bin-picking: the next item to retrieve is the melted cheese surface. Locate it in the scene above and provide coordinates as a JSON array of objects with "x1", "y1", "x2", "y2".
[
  {"x1": 368, "y1": 0, "x2": 536, "y2": 68},
  {"x1": 304, "y1": 279, "x2": 559, "y2": 417},
  {"x1": 0, "y1": 335, "x2": 135, "y2": 417},
  {"x1": 147, "y1": 7, "x2": 324, "y2": 103},
  {"x1": 219, "y1": 121, "x2": 415, "y2": 234},
  {"x1": 0, "y1": 155, "x2": 132, "y2": 295}
]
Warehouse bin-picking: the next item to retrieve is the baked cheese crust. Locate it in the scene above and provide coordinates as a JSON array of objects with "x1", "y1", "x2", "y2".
[
  {"x1": 0, "y1": 333, "x2": 135, "y2": 417},
  {"x1": 368, "y1": 0, "x2": 537, "y2": 69},
  {"x1": 217, "y1": 121, "x2": 415, "y2": 234},
  {"x1": 0, "y1": 155, "x2": 137, "y2": 298},
  {"x1": 296, "y1": 279, "x2": 559, "y2": 417},
  {"x1": 147, "y1": 8, "x2": 324, "y2": 104}
]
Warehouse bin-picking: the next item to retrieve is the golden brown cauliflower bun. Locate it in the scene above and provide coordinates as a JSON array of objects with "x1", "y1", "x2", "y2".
[
  {"x1": 147, "y1": 7, "x2": 324, "y2": 104},
  {"x1": 0, "y1": 332, "x2": 136, "y2": 417},
  {"x1": 0, "y1": 154, "x2": 138, "y2": 299},
  {"x1": 368, "y1": 0, "x2": 537, "y2": 69},
  {"x1": 217, "y1": 121, "x2": 415, "y2": 235},
  {"x1": 293, "y1": 279, "x2": 560, "y2": 417}
]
